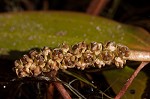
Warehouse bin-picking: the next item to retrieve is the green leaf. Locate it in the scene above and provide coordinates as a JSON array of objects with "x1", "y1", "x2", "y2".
[
  {"x1": 0, "y1": 11, "x2": 150, "y2": 59},
  {"x1": 102, "y1": 66, "x2": 148, "y2": 99}
]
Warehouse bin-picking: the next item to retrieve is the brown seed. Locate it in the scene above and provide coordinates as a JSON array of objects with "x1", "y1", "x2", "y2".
[
  {"x1": 15, "y1": 60, "x2": 23, "y2": 67},
  {"x1": 125, "y1": 51, "x2": 130, "y2": 57},
  {"x1": 115, "y1": 57, "x2": 124, "y2": 67},
  {"x1": 94, "y1": 58, "x2": 105, "y2": 68},
  {"x1": 39, "y1": 63, "x2": 46, "y2": 68},
  {"x1": 20, "y1": 71, "x2": 29, "y2": 78},
  {"x1": 70, "y1": 56, "x2": 75, "y2": 61},
  {"x1": 72, "y1": 44, "x2": 78, "y2": 51},
  {"x1": 105, "y1": 41, "x2": 116, "y2": 51},
  {"x1": 25, "y1": 67, "x2": 30, "y2": 74},
  {"x1": 102, "y1": 51, "x2": 114, "y2": 61},
  {"x1": 29, "y1": 50, "x2": 38, "y2": 59},
  {"x1": 60, "y1": 43, "x2": 69, "y2": 53},
  {"x1": 34, "y1": 66, "x2": 41, "y2": 76},
  {"x1": 90, "y1": 42, "x2": 98, "y2": 51},
  {"x1": 29, "y1": 63, "x2": 36, "y2": 70},
  {"x1": 43, "y1": 47, "x2": 51, "y2": 55}
]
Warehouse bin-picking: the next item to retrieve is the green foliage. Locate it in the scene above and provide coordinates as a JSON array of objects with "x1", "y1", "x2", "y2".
[{"x1": 0, "y1": 12, "x2": 150, "y2": 59}]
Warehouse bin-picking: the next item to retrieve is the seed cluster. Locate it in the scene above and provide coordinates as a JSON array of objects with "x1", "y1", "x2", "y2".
[{"x1": 15, "y1": 41, "x2": 130, "y2": 78}]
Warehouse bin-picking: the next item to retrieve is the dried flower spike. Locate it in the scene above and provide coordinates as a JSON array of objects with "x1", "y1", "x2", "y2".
[{"x1": 15, "y1": 41, "x2": 130, "y2": 78}]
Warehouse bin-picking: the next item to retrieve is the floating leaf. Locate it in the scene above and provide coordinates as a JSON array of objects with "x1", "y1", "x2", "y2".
[{"x1": 0, "y1": 12, "x2": 149, "y2": 60}]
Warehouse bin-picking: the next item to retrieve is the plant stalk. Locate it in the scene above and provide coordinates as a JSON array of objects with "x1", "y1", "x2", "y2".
[
  {"x1": 126, "y1": 50, "x2": 150, "y2": 62},
  {"x1": 47, "y1": 83, "x2": 54, "y2": 99},
  {"x1": 53, "y1": 82, "x2": 72, "y2": 99}
]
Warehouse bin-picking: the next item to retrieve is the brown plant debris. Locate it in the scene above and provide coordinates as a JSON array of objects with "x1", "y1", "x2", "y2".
[{"x1": 14, "y1": 41, "x2": 130, "y2": 78}]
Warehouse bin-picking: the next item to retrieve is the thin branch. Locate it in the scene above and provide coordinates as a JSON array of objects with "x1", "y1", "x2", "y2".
[
  {"x1": 86, "y1": 0, "x2": 109, "y2": 15},
  {"x1": 53, "y1": 81, "x2": 72, "y2": 99},
  {"x1": 106, "y1": 0, "x2": 121, "y2": 18},
  {"x1": 115, "y1": 61, "x2": 149, "y2": 99},
  {"x1": 43, "y1": 0, "x2": 49, "y2": 10},
  {"x1": 47, "y1": 83, "x2": 54, "y2": 99},
  {"x1": 62, "y1": 80, "x2": 87, "y2": 99}
]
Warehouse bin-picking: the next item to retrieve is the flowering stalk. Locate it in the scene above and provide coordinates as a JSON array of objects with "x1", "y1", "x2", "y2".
[
  {"x1": 14, "y1": 41, "x2": 131, "y2": 78},
  {"x1": 14, "y1": 41, "x2": 150, "y2": 78},
  {"x1": 126, "y1": 50, "x2": 150, "y2": 61}
]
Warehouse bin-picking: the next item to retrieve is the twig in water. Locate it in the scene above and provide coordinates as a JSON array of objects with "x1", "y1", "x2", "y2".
[
  {"x1": 47, "y1": 83, "x2": 54, "y2": 99},
  {"x1": 53, "y1": 81, "x2": 72, "y2": 99},
  {"x1": 115, "y1": 61, "x2": 149, "y2": 99},
  {"x1": 87, "y1": 0, "x2": 109, "y2": 15}
]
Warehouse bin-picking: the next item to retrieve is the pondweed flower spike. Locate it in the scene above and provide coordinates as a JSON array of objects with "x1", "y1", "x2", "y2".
[{"x1": 14, "y1": 41, "x2": 150, "y2": 78}]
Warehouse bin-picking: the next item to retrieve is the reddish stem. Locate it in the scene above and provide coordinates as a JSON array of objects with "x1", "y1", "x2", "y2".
[
  {"x1": 53, "y1": 82, "x2": 72, "y2": 99},
  {"x1": 115, "y1": 62, "x2": 149, "y2": 99},
  {"x1": 43, "y1": 0, "x2": 49, "y2": 10},
  {"x1": 47, "y1": 83, "x2": 55, "y2": 99},
  {"x1": 87, "y1": 0, "x2": 108, "y2": 15}
]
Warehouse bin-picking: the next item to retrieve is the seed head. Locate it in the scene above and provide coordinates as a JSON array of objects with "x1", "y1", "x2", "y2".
[{"x1": 14, "y1": 41, "x2": 130, "y2": 78}]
